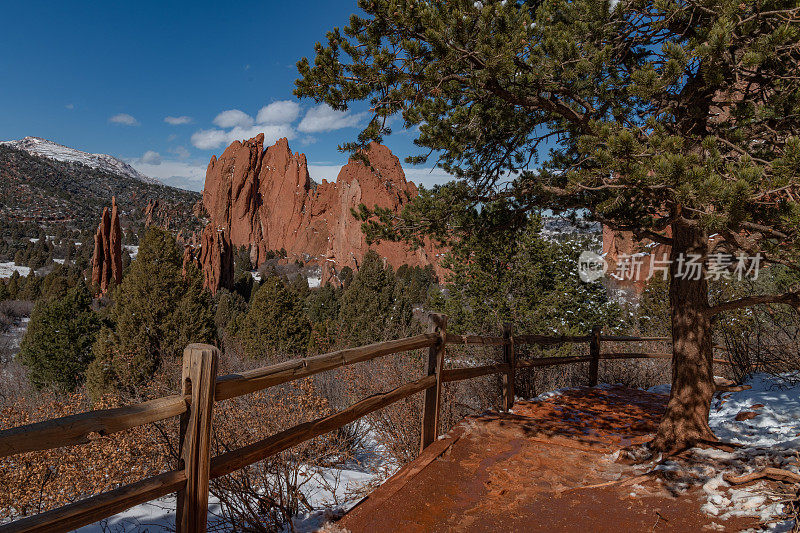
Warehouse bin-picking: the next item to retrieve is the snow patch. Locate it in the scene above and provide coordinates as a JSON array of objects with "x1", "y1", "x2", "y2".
[
  {"x1": 653, "y1": 374, "x2": 800, "y2": 526},
  {"x1": 1, "y1": 137, "x2": 161, "y2": 185},
  {"x1": 69, "y1": 425, "x2": 395, "y2": 532},
  {"x1": 0, "y1": 262, "x2": 30, "y2": 278},
  {"x1": 708, "y1": 373, "x2": 800, "y2": 449},
  {"x1": 123, "y1": 245, "x2": 139, "y2": 260}
]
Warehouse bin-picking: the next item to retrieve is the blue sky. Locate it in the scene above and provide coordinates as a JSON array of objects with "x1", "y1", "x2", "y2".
[{"x1": 0, "y1": 0, "x2": 450, "y2": 191}]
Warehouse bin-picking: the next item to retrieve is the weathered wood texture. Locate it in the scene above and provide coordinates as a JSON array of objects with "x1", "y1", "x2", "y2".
[
  {"x1": 599, "y1": 352, "x2": 731, "y2": 365},
  {"x1": 176, "y1": 344, "x2": 218, "y2": 533},
  {"x1": 501, "y1": 323, "x2": 515, "y2": 411},
  {"x1": 441, "y1": 363, "x2": 511, "y2": 383},
  {"x1": 600, "y1": 335, "x2": 671, "y2": 342},
  {"x1": 444, "y1": 333, "x2": 505, "y2": 345},
  {"x1": 214, "y1": 333, "x2": 438, "y2": 401},
  {"x1": 0, "y1": 469, "x2": 186, "y2": 533},
  {"x1": 513, "y1": 334, "x2": 591, "y2": 345},
  {"x1": 599, "y1": 352, "x2": 673, "y2": 360},
  {"x1": 588, "y1": 326, "x2": 601, "y2": 387},
  {"x1": 0, "y1": 395, "x2": 187, "y2": 459},
  {"x1": 2, "y1": 324, "x2": 731, "y2": 533},
  {"x1": 516, "y1": 355, "x2": 593, "y2": 367},
  {"x1": 210, "y1": 374, "x2": 436, "y2": 479},
  {"x1": 420, "y1": 314, "x2": 447, "y2": 452}
]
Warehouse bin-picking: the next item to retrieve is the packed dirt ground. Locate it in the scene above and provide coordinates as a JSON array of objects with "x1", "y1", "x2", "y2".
[{"x1": 336, "y1": 384, "x2": 796, "y2": 532}]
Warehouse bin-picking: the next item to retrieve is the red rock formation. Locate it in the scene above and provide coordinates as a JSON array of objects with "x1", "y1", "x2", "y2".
[
  {"x1": 200, "y1": 135, "x2": 442, "y2": 286},
  {"x1": 198, "y1": 225, "x2": 233, "y2": 295},
  {"x1": 144, "y1": 199, "x2": 158, "y2": 227},
  {"x1": 91, "y1": 197, "x2": 123, "y2": 294},
  {"x1": 602, "y1": 226, "x2": 671, "y2": 295},
  {"x1": 181, "y1": 245, "x2": 199, "y2": 278},
  {"x1": 109, "y1": 198, "x2": 123, "y2": 283}
]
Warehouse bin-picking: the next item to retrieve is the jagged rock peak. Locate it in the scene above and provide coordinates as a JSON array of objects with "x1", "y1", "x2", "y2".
[
  {"x1": 91, "y1": 196, "x2": 123, "y2": 294},
  {"x1": 199, "y1": 135, "x2": 442, "y2": 288}
]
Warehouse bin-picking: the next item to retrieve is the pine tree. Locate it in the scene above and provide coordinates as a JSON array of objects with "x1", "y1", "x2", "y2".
[
  {"x1": 214, "y1": 288, "x2": 248, "y2": 335},
  {"x1": 236, "y1": 275, "x2": 311, "y2": 358},
  {"x1": 87, "y1": 227, "x2": 216, "y2": 393},
  {"x1": 19, "y1": 281, "x2": 100, "y2": 391},
  {"x1": 18, "y1": 272, "x2": 41, "y2": 301},
  {"x1": 297, "y1": 0, "x2": 800, "y2": 452},
  {"x1": 430, "y1": 213, "x2": 621, "y2": 335},
  {"x1": 337, "y1": 251, "x2": 414, "y2": 345},
  {"x1": 7, "y1": 271, "x2": 20, "y2": 300}
]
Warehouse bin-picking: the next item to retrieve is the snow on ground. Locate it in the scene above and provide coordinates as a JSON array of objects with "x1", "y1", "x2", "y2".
[
  {"x1": 0, "y1": 317, "x2": 29, "y2": 363},
  {"x1": 0, "y1": 262, "x2": 30, "y2": 278},
  {"x1": 530, "y1": 376, "x2": 799, "y2": 529},
  {"x1": 72, "y1": 425, "x2": 395, "y2": 533},
  {"x1": 249, "y1": 271, "x2": 323, "y2": 289},
  {"x1": 646, "y1": 383, "x2": 672, "y2": 395},
  {"x1": 73, "y1": 496, "x2": 220, "y2": 533},
  {"x1": 648, "y1": 374, "x2": 800, "y2": 530},
  {"x1": 8, "y1": 317, "x2": 29, "y2": 350},
  {"x1": 708, "y1": 373, "x2": 800, "y2": 448},
  {"x1": 123, "y1": 245, "x2": 139, "y2": 260},
  {"x1": 527, "y1": 386, "x2": 578, "y2": 402}
]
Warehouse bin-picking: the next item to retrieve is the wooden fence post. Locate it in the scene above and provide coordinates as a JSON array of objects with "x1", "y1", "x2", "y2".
[
  {"x1": 501, "y1": 323, "x2": 515, "y2": 412},
  {"x1": 176, "y1": 344, "x2": 218, "y2": 533},
  {"x1": 588, "y1": 326, "x2": 601, "y2": 387},
  {"x1": 420, "y1": 313, "x2": 447, "y2": 452}
]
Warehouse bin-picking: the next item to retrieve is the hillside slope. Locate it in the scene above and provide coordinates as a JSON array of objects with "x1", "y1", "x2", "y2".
[
  {"x1": 1, "y1": 137, "x2": 159, "y2": 185},
  {"x1": 0, "y1": 143, "x2": 201, "y2": 233}
]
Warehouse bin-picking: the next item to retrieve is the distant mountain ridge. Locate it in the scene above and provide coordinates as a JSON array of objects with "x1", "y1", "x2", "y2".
[
  {"x1": 0, "y1": 141, "x2": 200, "y2": 234},
  {"x1": 0, "y1": 137, "x2": 159, "y2": 185}
]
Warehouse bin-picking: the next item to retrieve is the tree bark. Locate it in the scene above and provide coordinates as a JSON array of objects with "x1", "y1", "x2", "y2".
[{"x1": 650, "y1": 218, "x2": 717, "y2": 453}]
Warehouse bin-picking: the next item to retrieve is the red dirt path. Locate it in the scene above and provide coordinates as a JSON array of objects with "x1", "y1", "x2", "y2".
[{"x1": 336, "y1": 386, "x2": 757, "y2": 532}]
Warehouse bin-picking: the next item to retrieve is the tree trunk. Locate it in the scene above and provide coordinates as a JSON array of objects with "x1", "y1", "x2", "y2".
[{"x1": 650, "y1": 219, "x2": 717, "y2": 453}]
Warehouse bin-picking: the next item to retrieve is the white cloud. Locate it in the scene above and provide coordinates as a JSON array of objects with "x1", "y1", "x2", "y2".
[
  {"x1": 191, "y1": 129, "x2": 229, "y2": 150},
  {"x1": 141, "y1": 150, "x2": 162, "y2": 165},
  {"x1": 65, "y1": 103, "x2": 75, "y2": 110},
  {"x1": 109, "y1": 113, "x2": 139, "y2": 126},
  {"x1": 297, "y1": 104, "x2": 367, "y2": 133},
  {"x1": 169, "y1": 145, "x2": 191, "y2": 159},
  {"x1": 213, "y1": 109, "x2": 254, "y2": 129},
  {"x1": 191, "y1": 101, "x2": 306, "y2": 151},
  {"x1": 129, "y1": 158, "x2": 208, "y2": 192},
  {"x1": 191, "y1": 124, "x2": 296, "y2": 150},
  {"x1": 164, "y1": 115, "x2": 193, "y2": 125},
  {"x1": 256, "y1": 101, "x2": 300, "y2": 125}
]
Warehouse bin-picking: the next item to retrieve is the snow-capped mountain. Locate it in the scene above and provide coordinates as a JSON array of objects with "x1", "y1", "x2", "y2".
[{"x1": 0, "y1": 136, "x2": 160, "y2": 185}]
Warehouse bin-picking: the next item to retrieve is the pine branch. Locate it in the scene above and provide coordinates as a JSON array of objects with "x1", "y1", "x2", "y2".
[{"x1": 706, "y1": 291, "x2": 800, "y2": 317}]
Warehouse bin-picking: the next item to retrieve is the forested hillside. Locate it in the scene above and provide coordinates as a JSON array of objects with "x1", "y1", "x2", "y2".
[{"x1": 0, "y1": 144, "x2": 201, "y2": 234}]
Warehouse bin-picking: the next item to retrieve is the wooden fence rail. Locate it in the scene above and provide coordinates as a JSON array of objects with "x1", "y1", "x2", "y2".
[{"x1": 0, "y1": 319, "x2": 730, "y2": 533}]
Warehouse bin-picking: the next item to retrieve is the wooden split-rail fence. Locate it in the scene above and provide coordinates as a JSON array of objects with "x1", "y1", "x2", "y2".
[{"x1": 0, "y1": 315, "x2": 732, "y2": 532}]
